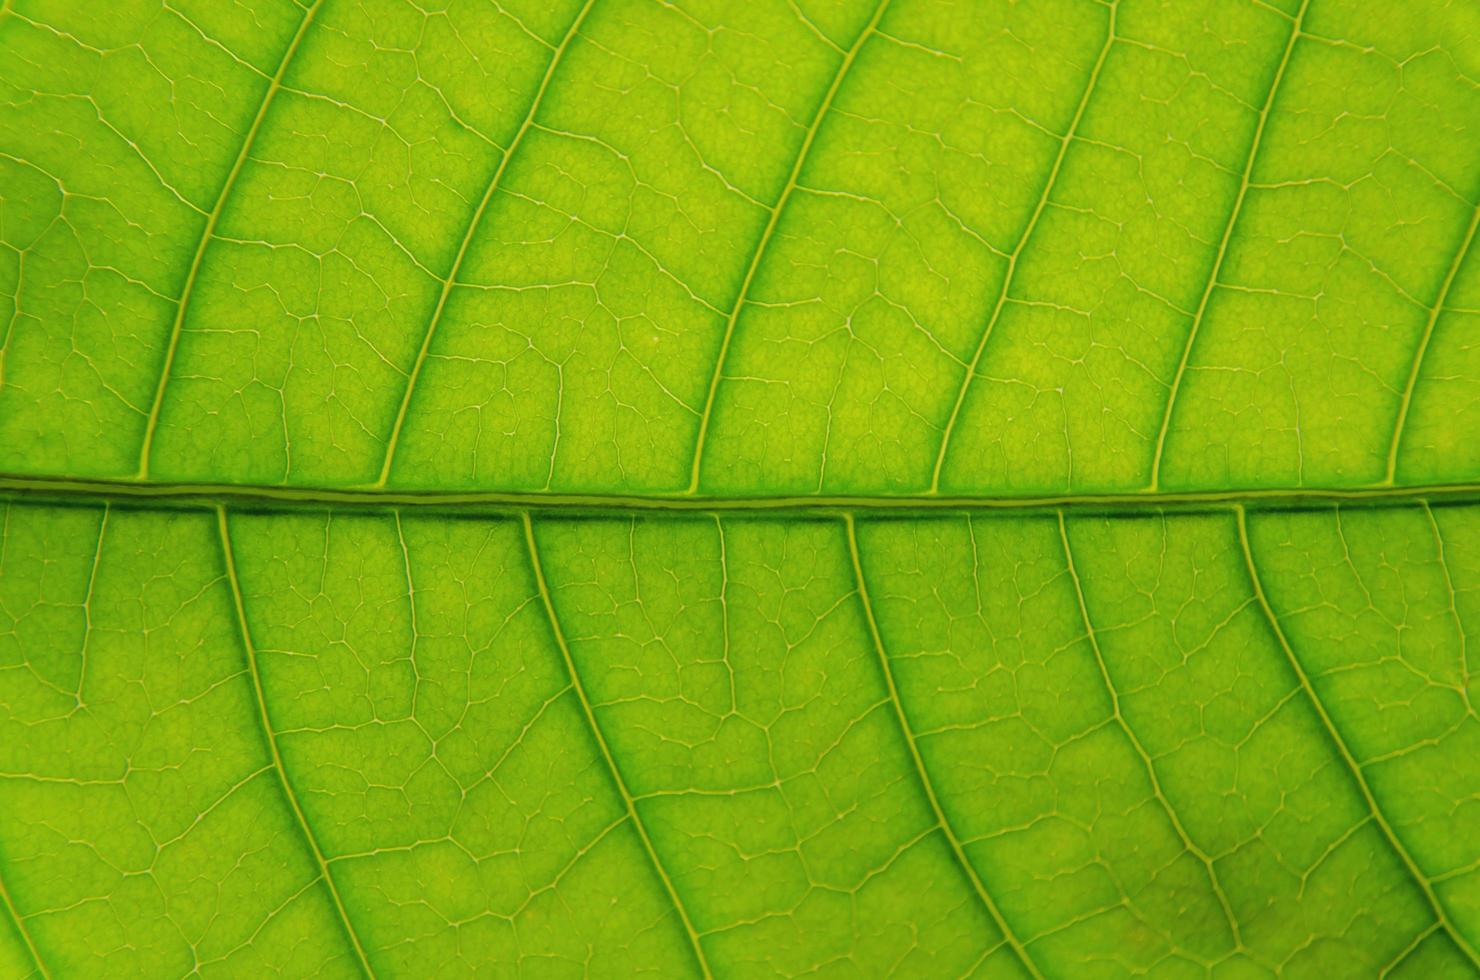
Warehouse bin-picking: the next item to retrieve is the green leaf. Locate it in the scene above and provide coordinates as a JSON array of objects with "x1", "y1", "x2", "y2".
[{"x1": 0, "y1": 0, "x2": 1477, "y2": 976}]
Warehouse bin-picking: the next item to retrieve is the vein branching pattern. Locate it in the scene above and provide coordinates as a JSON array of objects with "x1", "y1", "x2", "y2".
[{"x1": 0, "y1": 0, "x2": 1477, "y2": 976}]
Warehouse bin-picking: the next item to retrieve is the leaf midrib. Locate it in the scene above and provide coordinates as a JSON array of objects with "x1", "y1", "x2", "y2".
[{"x1": 2, "y1": 473, "x2": 1477, "y2": 517}]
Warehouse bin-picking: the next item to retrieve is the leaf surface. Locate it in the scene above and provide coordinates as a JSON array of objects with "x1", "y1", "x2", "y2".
[{"x1": 1, "y1": 0, "x2": 1479, "y2": 976}]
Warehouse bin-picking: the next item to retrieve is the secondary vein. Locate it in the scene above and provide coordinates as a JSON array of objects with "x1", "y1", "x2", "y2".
[
  {"x1": 521, "y1": 513, "x2": 714, "y2": 979},
  {"x1": 1148, "y1": 0, "x2": 1308, "y2": 490},
  {"x1": 687, "y1": 0, "x2": 895, "y2": 493},
  {"x1": 136, "y1": 0, "x2": 325, "y2": 479},
  {"x1": 1058, "y1": 510, "x2": 1244, "y2": 951},
  {"x1": 931, "y1": 0, "x2": 1118, "y2": 492},
  {"x1": 0, "y1": 859, "x2": 47, "y2": 980},
  {"x1": 844, "y1": 514, "x2": 1045, "y2": 979},
  {"x1": 1236, "y1": 504, "x2": 1480, "y2": 970},
  {"x1": 375, "y1": 0, "x2": 600, "y2": 487},
  {"x1": 1385, "y1": 197, "x2": 1480, "y2": 483},
  {"x1": 216, "y1": 506, "x2": 378, "y2": 979}
]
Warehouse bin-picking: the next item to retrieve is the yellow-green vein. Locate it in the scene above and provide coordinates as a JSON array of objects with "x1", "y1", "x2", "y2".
[
  {"x1": 1149, "y1": 0, "x2": 1308, "y2": 490},
  {"x1": 376, "y1": 0, "x2": 600, "y2": 487},
  {"x1": 688, "y1": 0, "x2": 895, "y2": 493},
  {"x1": 216, "y1": 506, "x2": 377, "y2": 978},
  {"x1": 1058, "y1": 509, "x2": 1244, "y2": 951},
  {"x1": 137, "y1": 1, "x2": 324, "y2": 479},
  {"x1": 931, "y1": 0, "x2": 1118, "y2": 492},
  {"x1": 1386, "y1": 198, "x2": 1480, "y2": 483},
  {"x1": 844, "y1": 513, "x2": 1045, "y2": 980},
  {"x1": 0, "y1": 861, "x2": 46, "y2": 980},
  {"x1": 1235, "y1": 503, "x2": 1480, "y2": 970},
  {"x1": 521, "y1": 512, "x2": 713, "y2": 979}
]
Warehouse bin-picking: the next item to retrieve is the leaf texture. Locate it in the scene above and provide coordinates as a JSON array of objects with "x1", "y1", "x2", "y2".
[{"x1": 1, "y1": 0, "x2": 1478, "y2": 976}]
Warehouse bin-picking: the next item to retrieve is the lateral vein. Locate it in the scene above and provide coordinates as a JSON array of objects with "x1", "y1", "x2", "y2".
[
  {"x1": 1058, "y1": 510, "x2": 1244, "y2": 950},
  {"x1": 136, "y1": 1, "x2": 324, "y2": 479},
  {"x1": 687, "y1": 0, "x2": 895, "y2": 493},
  {"x1": 0, "y1": 860, "x2": 47, "y2": 980},
  {"x1": 931, "y1": 0, "x2": 1119, "y2": 492},
  {"x1": 521, "y1": 513, "x2": 714, "y2": 979},
  {"x1": 376, "y1": 0, "x2": 600, "y2": 487},
  {"x1": 1385, "y1": 197, "x2": 1480, "y2": 483},
  {"x1": 216, "y1": 507, "x2": 378, "y2": 979},
  {"x1": 844, "y1": 514, "x2": 1045, "y2": 979},
  {"x1": 1148, "y1": 0, "x2": 1308, "y2": 490},
  {"x1": 1235, "y1": 504, "x2": 1480, "y2": 970}
]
